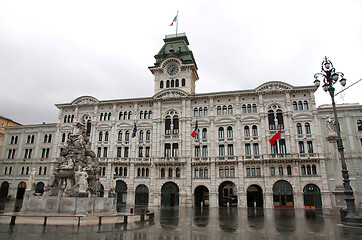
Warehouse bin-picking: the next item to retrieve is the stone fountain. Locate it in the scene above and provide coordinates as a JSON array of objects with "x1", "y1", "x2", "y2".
[{"x1": 21, "y1": 122, "x2": 115, "y2": 214}]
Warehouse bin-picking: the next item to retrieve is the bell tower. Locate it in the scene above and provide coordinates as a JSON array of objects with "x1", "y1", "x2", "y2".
[{"x1": 149, "y1": 33, "x2": 199, "y2": 95}]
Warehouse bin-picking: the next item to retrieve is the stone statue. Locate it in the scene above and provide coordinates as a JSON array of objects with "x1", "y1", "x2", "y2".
[
  {"x1": 46, "y1": 121, "x2": 99, "y2": 197},
  {"x1": 326, "y1": 116, "x2": 337, "y2": 137},
  {"x1": 27, "y1": 168, "x2": 36, "y2": 190}
]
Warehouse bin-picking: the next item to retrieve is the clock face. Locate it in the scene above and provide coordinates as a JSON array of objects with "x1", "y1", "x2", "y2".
[{"x1": 166, "y1": 64, "x2": 179, "y2": 76}]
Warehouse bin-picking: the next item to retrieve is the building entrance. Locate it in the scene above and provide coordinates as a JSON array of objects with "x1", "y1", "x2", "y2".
[
  {"x1": 303, "y1": 184, "x2": 322, "y2": 208},
  {"x1": 194, "y1": 185, "x2": 209, "y2": 207},
  {"x1": 273, "y1": 180, "x2": 294, "y2": 208},
  {"x1": 247, "y1": 184, "x2": 263, "y2": 207},
  {"x1": 135, "y1": 184, "x2": 149, "y2": 206},
  {"x1": 218, "y1": 181, "x2": 237, "y2": 207},
  {"x1": 161, "y1": 182, "x2": 179, "y2": 206},
  {"x1": 115, "y1": 180, "x2": 127, "y2": 211},
  {"x1": 15, "y1": 182, "x2": 26, "y2": 212}
]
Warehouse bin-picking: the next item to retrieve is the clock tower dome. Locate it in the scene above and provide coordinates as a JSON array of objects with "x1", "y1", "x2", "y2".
[{"x1": 149, "y1": 33, "x2": 199, "y2": 95}]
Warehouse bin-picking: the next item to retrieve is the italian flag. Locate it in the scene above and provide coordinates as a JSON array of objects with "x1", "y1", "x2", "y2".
[
  {"x1": 191, "y1": 120, "x2": 198, "y2": 138},
  {"x1": 169, "y1": 15, "x2": 177, "y2": 26}
]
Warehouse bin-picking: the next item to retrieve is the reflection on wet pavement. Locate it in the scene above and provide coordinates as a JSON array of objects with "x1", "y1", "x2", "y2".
[{"x1": 1, "y1": 207, "x2": 362, "y2": 239}]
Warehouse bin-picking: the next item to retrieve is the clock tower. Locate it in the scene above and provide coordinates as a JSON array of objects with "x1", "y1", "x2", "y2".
[{"x1": 149, "y1": 33, "x2": 199, "y2": 95}]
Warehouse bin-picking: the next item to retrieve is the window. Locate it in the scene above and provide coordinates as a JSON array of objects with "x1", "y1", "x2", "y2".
[
  {"x1": 139, "y1": 147, "x2": 143, "y2": 157},
  {"x1": 253, "y1": 143, "x2": 259, "y2": 155},
  {"x1": 176, "y1": 168, "x2": 180, "y2": 178},
  {"x1": 161, "y1": 168, "x2": 165, "y2": 178},
  {"x1": 307, "y1": 165, "x2": 311, "y2": 175},
  {"x1": 279, "y1": 139, "x2": 286, "y2": 154},
  {"x1": 227, "y1": 126, "x2": 233, "y2": 138},
  {"x1": 175, "y1": 79, "x2": 179, "y2": 87},
  {"x1": 304, "y1": 101, "x2": 309, "y2": 110},
  {"x1": 195, "y1": 146, "x2": 200, "y2": 157},
  {"x1": 165, "y1": 143, "x2": 171, "y2": 157},
  {"x1": 182, "y1": 78, "x2": 185, "y2": 86},
  {"x1": 217, "y1": 106, "x2": 221, "y2": 115},
  {"x1": 249, "y1": 126, "x2": 257, "y2": 138},
  {"x1": 118, "y1": 131, "x2": 122, "y2": 141},
  {"x1": 171, "y1": 80, "x2": 174, "y2": 87},
  {"x1": 165, "y1": 116, "x2": 171, "y2": 135},
  {"x1": 166, "y1": 80, "x2": 170, "y2": 88},
  {"x1": 301, "y1": 165, "x2": 306, "y2": 175},
  {"x1": 173, "y1": 115, "x2": 179, "y2": 134},
  {"x1": 160, "y1": 80, "x2": 164, "y2": 88},
  {"x1": 299, "y1": 141, "x2": 305, "y2": 153},
  {"x1": 357, "y1": 120, "x2": 362, "y2": 131},
  {"x1": 168, "y1": 168, "x2": 173, "y2": 177},
  {"x1": 225, "y1": 167, "x2": 229, "y2": 177},
  {"x1": 204, "y1": 107, "x2": 208, "y2": 116},
  {"x1": 117, "y1": 147, "x2": 122, "y2": 157},
  {"x1": 145, "y1": 146, "x2": 150, "y2": 157},
  {"x1": 172, "y1": 143, "x2": 179, "y2": 157},
  {"x1": 247, "y1": 104, "x2": 252, "y2": 113},
  {"x1": 246, "y1": 167, "x2": 251, "y2": 177},
  {"x1": 251, "y1": 167, "x2": 255, "y2": 176},
  {"x1": 252, "y1": 104, "x2": 257, "y2": 113},
  {"x1": 146, "y1": 130, "x2": 151, "y2": 140},
  {"x1": 276, "y1": 110, "x2": 284, "y2": 129},
  {"x1": 242, "y1": 104, "x2": 246, "y2": 113},
  {"x1": 307, "y1": 141, "x2": 314, "y2": 153},
  {"x1": 244, "y1": 126, "x2": 250, "y2": 137},
  {"x1": 125, "y1": 131, "x2": 130, "y2": 141},
  {"x1": 194, "y1": 108, "x2": 198, "y2": 117},
  {"x1": 219, "y1": 167, "x2": 224, "y2": 177},
  {"x1": 199, "y1": 107, "x2": 203, "y2": 116},
  {"x1": 228, "y1": 105, "x2": 233, "y2": 114},
  {"x1": 202, "y1": 128, "x2": 207, "y2": 139},
  {"x1": 312, "y1": 164, "x2": 317, "y2": 175},
  {"x1": 124, "y1": 147, "x2": 129, "y2": 157},
  {"x1": 195, "y1": 168, "x2": 199, "y2": 178},
  {"x1": 297, "y1": 123, "x2": 303, "y2": 135},
  {"x1": 230, "y1": 166, "x2": 235, "y2": 177},
  {"x1": 268, "y1": 111, "x2": 276, "y2": 130},
  {"x1": 256, "y1": 166, "x2": 261, "y2": 176},
  {"x1": 279, "y1": 165, "x2": 283, "y2": 176},
  {"x1": 97, "y1": 147, "x2": 101, "y2": 157},
  {"x1": 139, "y1": 131, "x2": 144, "y2": 140},
  {"x1": 298, "y1": 101, "x2": 303, "y2": 110},
  {"x1": 99, "y1": 132, "x2": 103, "y2": 141},
  {"x1": 245, "y1": 143, "x2": 251, "y2": 155},
  {"x1": 271, "y1": 165, "x2": 275, "y2": 176},
  {"x1": 202, "y1": 146, "x2": 208, "y2": 157},
  {"x1": 222, "y1": 106, "x2": 227, "y2": 115},
  {"x1": 227, "y1": 144, "x2": 234, "y2": 156},
  {"x1": 287, "y1": 165, "x2": 292, "y2": 176},
  {"x1": 305, "y1": 123, "x2": 311, "y2": 134},
  {"x1": 219, "y1": 145, "x2": 225, "y2": 156},
  {"x1": 104, "y1": 131, "x2": 109, "y2": 142},
  {"x1": 218, "y1": 127, "x2": 224, "y2": 139},
  {"x1": 204, "y1": 168, "x2": 208, "y2": 177},
  {"x1": 103, "y1": 147, "x2": 108, "y2": 157},
  {"x1": 199, "y1": 168, "x2": 203, "y2": 178},
  {"x1": 293, "y1": 101, "x2": 298, "y2": 110}
]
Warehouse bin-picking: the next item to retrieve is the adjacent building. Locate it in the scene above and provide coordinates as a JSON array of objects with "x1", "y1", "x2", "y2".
[
  {"x1": 3, "y1": 33, "x2": 361, "y2": 211},
  {"x1": 0, "y1": 116, "x2": 21, "y2": 152}
]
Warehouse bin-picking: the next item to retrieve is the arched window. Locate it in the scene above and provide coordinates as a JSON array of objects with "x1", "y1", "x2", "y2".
[
  {"x1": 140, "y1": 111, "x2": 143, "y2": 119},
  {"x1": 62, "y1": 133, "x2": 66, "y2": 142},
  {"x1": 99, "y1": 132, "x2": 103, "y2": 141},
  {"x1": 247, "y1": 104, "x2": 252, "y2": 113},
  {"x1": 305, "y1": 123, "x2": 311, "y2": 134},
  {"x1": 204, "y1": 168, "x2": 208, "y2": 177},
  {"x1": 358, "y1": 120, "x2": 362, "y2": 131},
  {"x1": 108, "y1": 113, "x2": 111, "y2": 121},
  {"x1": 225, "y1": 167, "x2": 229, "y2": 177},
  {"x1": 144, "y1": 111, "x2": 148, "y2": 119},
  {"x1": 168, "y1": 168, "x2": 173, "y2": 177},
  {"x1": 218, "y1": 127, "x2": 224, "y2": 139},
  {"x1": 256, "y1": 166, "x2": 261, "y2": 176},
  {"x1": 276, "y1": 110, "x2": 284, "y2": 129},
  {"x1": 287, "y1": 165, "x2": 292, "y2": 176},
  {"x1": 199, "y1": 168, "x2": 203, "y2": 178},
  {"x1": 268, "y1": 110, "x2": 276, "y2": 130},
  {"x1": 298, "y1": 101, "x2": 303, "y2": 110},
  {"x1": 171, "y1": 80, "x2": 174, "y2": 87},
  {"x1": 149, "y1": 111, "x2": 152, "y2": 119},
  {"x1": 230, "y1": 166, "x2": 235, "y2": 177},
  {"x1": 279, "y1": 165, "x2": 283, "y2": 176},
  {"x1": 227, "y1": 126, "x2": 233, "y2": 138},
  {"x1": 119, "y1": 167, "x2": 123, "y2": 176},
  {"x1": 244, "y1": 126, "x2": 250, "y2": 137},
  {"x1": 118, "y1": 131, "x2": 122, "y2": 141},
  {"x1": 242, "y1": 104, "x2": 246, "y2": 113},
  {"x1": 124, "y1": 167, "x2": 127, "y2": 176},
  {"x1": 252, "y1": 125, "x2": 258, "y2": 136},
  {"x1": 125, "y1": 131, "x2": 130, "y2": 141},
  {"x1": 301, "y1": 165, "x2": 306, "y2": 175},
  {"x1": 146, "y1": 168, "x2": 150, "y2": 177},
  {"x1": 304, "y1": 101, "x2": 309, "y2": 110},
  {"x1": 119, "y1": 112, "x2": 123, "y2": 120},
  {"x1": 228, "y1": 105, "x2": 233, "y2": 114},
  {"x1": 219, "y1": 167, "x2": 224, "y2": 177},
  {"x1": 204, "y1": 107, "x2": 208, "y2": 116},
  {"x1": 297, "y1": 123, "x2": 303, "y2": 135},
  {"x1": 165, "y1": 116, "x2": 171, "y2": 135},
  {"x1": 104, "y1": 131, "x2": 109, "y2": 142},
  {"x1": 175, "y1": 79, "x2": 179, "y2": 87},
  {"x1": 217, "y1": 106, "x2": 221, "y2": 115},
  {"x1": 199, "y1": 107, "x2": 203, "y2": 116},
  {"x1": 307, "y1": 165, "x2": 311, "y2": 175},
  {"x1": 194, "y1": 108, "x2": 198, "y2": 117},
  {"x1": 182, "y1": 78, "x2": 185, "y2": 86},
  {"x1": 128, "y1": 111, "x2": 132, "y2": 119},
  {"x1": 222, "y1": 106, "x2": 227, "y2": 115},
  {"x1": 246, "y1": 167, "x2": 251, "y2": 177},
  {"x1": 173, "y1": 115, "x2": 179, "y2": 134},
  {"x1": 139, "y1": 131, "x2": 144, "y2": 140},
  {"x1": 202, "y1": 128, "x2": 207, "y2": 139},
  {"x1": 293, "y1": 101, "x2": 298, "y2": 110},
  {"x1": 195, "y1": 168, "x2": 199, "y2": 177},
  {"x1": 124, "y1": 111, "x2": 128, "y2": 120},
  {"x1": 312, "y1": 164, "x2": 317, "y2": 175},
  {"x1": 146, "y1": 130, "x2": 151, "y2": 140},
  {"x1": 160, "y1": 80, "x2": 164, "y2": 88},
  {"x1": 44, "y1": 135, "x2": 48, "y2": 143},
  {"x1": 166, "y1": 80, "x2": 170, "y2": 88},
  {"x1": 176, "y1": 167, "x2": 180, "y2": 178},
  {"x1": 252, "y1": 104, "x2": 257, "y2": 113}
]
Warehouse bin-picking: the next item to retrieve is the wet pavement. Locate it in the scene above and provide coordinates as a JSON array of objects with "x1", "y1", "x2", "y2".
[{"x1": 1, "y1": 207, "x2": 361, "y2": 239}]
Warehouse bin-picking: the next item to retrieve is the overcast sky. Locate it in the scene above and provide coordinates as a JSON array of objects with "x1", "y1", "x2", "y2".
[{"x1": 1, "y1": 0, "x2": 361, "y2": 125}]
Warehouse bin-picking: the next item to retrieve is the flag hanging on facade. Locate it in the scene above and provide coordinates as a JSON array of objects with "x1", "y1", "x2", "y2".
[
  {"x1": 169, "y1": 15, "x2": 177, "y2": 26},
  {"x1": 131, "y1": 123, "x2": 137, "y2": 138},
  {"x1": 191, "y1": 120, "x2": 198, "y2": 138},
  {"x1": 269, "y1": 130, "x2": 281, "y2": 146}
]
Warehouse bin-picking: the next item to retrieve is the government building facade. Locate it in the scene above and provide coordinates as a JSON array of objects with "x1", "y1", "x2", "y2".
[{"x1": 3, "y1": 33, "x2": 352, "y2": 211}]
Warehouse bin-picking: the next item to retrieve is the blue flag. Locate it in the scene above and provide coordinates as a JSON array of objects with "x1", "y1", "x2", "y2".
[{"x1": 131, "y1": 123, "x2": 137, "y2": 138}]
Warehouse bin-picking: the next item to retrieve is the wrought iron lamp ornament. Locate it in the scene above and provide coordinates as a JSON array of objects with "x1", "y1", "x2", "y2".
[{"x1": 314, "y1": 57, "x2": 361, "y2": 226}]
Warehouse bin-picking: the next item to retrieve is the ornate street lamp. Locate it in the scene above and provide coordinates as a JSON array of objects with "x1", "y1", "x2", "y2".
[{"x1": 314, "y1": 57, "x2": 362, "y2": 226}]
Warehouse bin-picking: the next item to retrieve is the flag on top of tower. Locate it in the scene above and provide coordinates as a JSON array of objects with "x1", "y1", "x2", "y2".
[
  {"x1": 169, "y1": 14, "x2": 177, "y2": 26},
  {"x1": 191, "y1": 120, "x2": 198, "y2": 138},
  {"x1": 269, "y1": 130, "x2": 281, "y2": 146}
]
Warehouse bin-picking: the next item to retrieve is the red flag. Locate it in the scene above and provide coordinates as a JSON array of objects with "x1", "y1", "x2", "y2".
[
  {"x1": 269, "y1": 130, "x2": 281, "y2": 146},
  {"x1": 191, "y1": 120, "x2": 198, "y2": 138}
]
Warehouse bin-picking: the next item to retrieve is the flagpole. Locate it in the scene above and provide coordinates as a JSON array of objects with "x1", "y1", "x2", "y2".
[{"x1": 176, "y1": 10, "x2": 179, "y2": 36}]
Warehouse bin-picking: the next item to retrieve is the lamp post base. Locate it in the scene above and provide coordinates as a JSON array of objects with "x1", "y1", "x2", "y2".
[{"x1": 340, "y1": 208, "x2": 362, "y2": 227}]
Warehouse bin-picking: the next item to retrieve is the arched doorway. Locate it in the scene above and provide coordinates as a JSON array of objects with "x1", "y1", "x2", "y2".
[
  {"x1": 303, "y1": 184, "x2": 322, "y2": 208},
  {"x1": 161, "y1": 182, "x2": 179, "y2": 206},
  {"x1": 0, "y1": 181, "x2": 9, "y2": 213},
  {"x1": 14, "y1": 182, "x2": 27, "y2": 212},
  {"x1": 247, "y1": 184, "x2": 263, "y2": 207},
  {"x1": 218, "y1": 181, "x2": 237, "y2": 207},
  {"x1": 115, "y1": 180, "x2": 127, "y2": 210},
  {"x1": 35, "y1": 182, "x2": 45, "y2": 195},
  {"x1": 194, "y1": 185, "x2": 209, "y2": 207},
  {"x1": 273, "y1": 180, "x2": 293, "y2": 208},
  {"x1": 135, "y1": 184, "x2": 149, "y2": 206}
]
